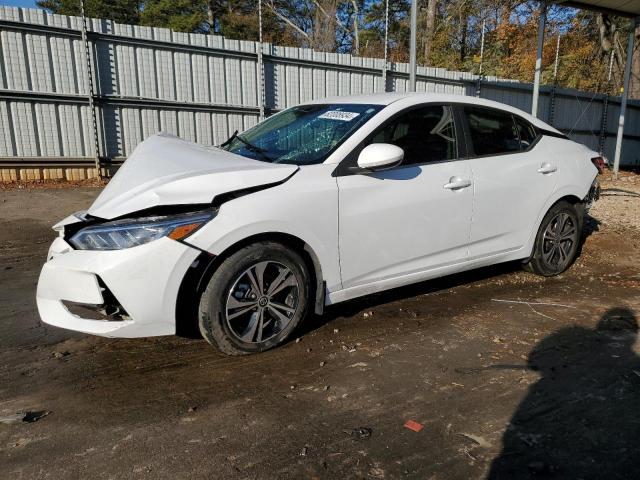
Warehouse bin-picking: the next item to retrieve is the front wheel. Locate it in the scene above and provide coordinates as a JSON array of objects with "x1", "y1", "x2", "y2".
[
  {"x1": 524, "y1": 201, "x2": 583, "y2": 276},
  {"x1": 198, "y1": 242, "x2": 310, "y2": 355}
]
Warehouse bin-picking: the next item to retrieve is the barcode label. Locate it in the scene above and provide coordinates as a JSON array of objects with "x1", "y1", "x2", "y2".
[{"x1": 318, "y1": 111, "x2": 360, "y2": 121}]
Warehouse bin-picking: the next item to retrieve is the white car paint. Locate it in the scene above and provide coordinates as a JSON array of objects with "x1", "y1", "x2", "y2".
[
  {"x1": 337, "y1": 158, "x2": 475, "y2": 290},
  {"x1": 38, "y1": 235, "x2": 200, "y2": 337},
  {"x1": 357, "y1": 143, "x2": 404, "y2": 169},
  {"x1": 89, "y1": 132, "x2": 298, "y2": 220},
  {"x1": 37, "y1": 93, "x2": 598, "y2": 338},
  {"x1": 468, "y1": 141, "x2": 560, "y2": 259}
]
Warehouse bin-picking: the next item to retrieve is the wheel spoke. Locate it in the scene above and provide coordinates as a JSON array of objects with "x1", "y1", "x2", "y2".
[
  {"x1": 556, "y1": 213, "x2": 567, "y2": 235},
  {"x1": 253, "y1": 262, "x2": 268, "y2": 294},
  {"x1": 267, "y1": 268, "x2": 289, "y2": 296},
  {"x1": 227, "y1": 303, "x2": 256, "y2": 320},
  {"x1": 245, "y1": 268, "x2": 262, "y2": 296},
  {"x1": 544, "y1": 223, "x2": 558, "y2": 241},
  {"x1": 560, "y1": 228, "x2": 575, "y2": 241},
  {"x1": 269, "y1": 301, "x2": 296, "y2": 314},
  {"x1": 547, "y1": 245, "x2": 559, "y2": 266},
  {"x1": 255, "y1": 309, "x2": 265, "y2": 343},
  {"x1": 268, "y1": 268, "x2": 296, "y2": 296},
  {"x1": 268, "y1": 304, "x2": 292, "y2": 327},
  {"x1": 557, "y1": 244, "x2": 567, "y2": 263},
  {"x1": 560, "y1": 215, "x2": 576, "y2": 241},
  {"x1": 561, "y1": 240, "x2": 573, "y2": 261},
  {"x1": 542, "y1": 245, "x2": 555, "y2": 263},
  {"x1": 227, "y1": 296, "x2": 257, "y2": 310},
  {"x1": 240, "y1": 310, "x2": 262, "y2": 342}
]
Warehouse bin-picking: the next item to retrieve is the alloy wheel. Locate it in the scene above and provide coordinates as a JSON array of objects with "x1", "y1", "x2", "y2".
[
  {"x1": 225, "y1": 261, "x2": 300, "y2": 344},
  {"x1": 541, "y1": 212, "x2": 577, "y2": 271}
]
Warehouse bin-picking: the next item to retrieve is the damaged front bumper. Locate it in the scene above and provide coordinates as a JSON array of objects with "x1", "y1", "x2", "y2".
[{"x1": 36, "y1": 236, "x2": 200, "y2": 338}]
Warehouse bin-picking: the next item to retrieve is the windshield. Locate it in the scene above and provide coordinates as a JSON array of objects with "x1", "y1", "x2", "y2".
[{"x1": 221, "y1": 104, "x2": 383, "y2": 165}]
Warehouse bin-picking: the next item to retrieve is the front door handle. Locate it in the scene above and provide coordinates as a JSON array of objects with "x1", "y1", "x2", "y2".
[
  {"x1": 537, "y1": 163, "x2": 557, "y2": 174},
  {"x1": 443, "y1": 177, "x2": 472, "y2": 190}
]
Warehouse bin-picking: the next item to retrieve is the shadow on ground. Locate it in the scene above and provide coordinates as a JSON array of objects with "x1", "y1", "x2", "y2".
[
  {"x1": 488, "y1": 307, "x2": 640, "y2": 479},
  {"x1": 311, "y1": 261, "x2": 520, "y2": 330}
]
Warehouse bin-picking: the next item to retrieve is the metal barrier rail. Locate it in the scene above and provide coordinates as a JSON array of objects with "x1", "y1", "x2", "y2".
[{"x1": 1, "y1": 7, "x2": 639, "y2": 169}]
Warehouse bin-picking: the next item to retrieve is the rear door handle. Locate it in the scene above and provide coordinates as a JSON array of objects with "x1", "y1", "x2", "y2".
[
  {"x1": 443, "y1": 177, "x2": 472, "y2": 190},
  {"x1": 537, "y1": 163, "x2": 557, "y2": 174}
]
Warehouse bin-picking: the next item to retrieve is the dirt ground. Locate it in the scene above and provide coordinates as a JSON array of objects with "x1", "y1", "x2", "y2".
[{"x1": 1, "y1": 175, "x2": 639, "y2": 479}]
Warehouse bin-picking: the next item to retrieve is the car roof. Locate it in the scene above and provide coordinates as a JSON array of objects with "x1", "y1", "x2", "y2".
[{"x1": 305, "y1": 92, "x2": 561, "y2": 134}]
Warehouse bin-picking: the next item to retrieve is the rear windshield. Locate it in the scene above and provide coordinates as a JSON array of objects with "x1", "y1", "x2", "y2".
[{"x1": 221, "y1": 104, "x2": 383, "y2": 165}]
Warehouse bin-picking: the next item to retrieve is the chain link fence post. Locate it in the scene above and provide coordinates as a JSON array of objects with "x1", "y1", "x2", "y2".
[
  {"x1": 599, "y1": 51, "x2": 615, "y2": 156},
  {"x1": 381, "y1": 0, "x2": 389, "y2": 92},
  {"x1": 79, "y1": 0, "x2": 102, "y2": 178},
  {"x1": 257, "y1": 0, "x2": 266, "y2": 120},
  {"x1": 548, "y1": 34, "x2": 561, "y2": 126},
  {"x1": 475, "y1": 19, "x2": 485, "y2": 98}
]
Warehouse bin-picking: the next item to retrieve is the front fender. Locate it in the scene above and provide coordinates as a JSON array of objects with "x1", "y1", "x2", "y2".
[{"x1": 184, "y1": 165, "x2": 341, "y2": 293}]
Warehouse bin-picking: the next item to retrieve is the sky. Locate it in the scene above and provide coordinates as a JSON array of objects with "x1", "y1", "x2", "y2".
[{"x1": 1, "y1": 1, "x2": 39, "y2": 8}]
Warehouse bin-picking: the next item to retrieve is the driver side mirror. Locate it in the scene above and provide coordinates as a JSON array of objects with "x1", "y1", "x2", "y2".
[{"x1": 356, "y1": 143, "x2": 404, "y2": 172}]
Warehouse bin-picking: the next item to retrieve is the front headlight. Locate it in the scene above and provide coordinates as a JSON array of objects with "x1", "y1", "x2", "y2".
[{"x1": 69, "y1": 210, "x2": 215, "y2": 251}]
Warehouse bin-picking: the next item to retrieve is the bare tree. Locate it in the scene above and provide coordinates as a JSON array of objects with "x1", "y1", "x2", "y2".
[
  {"x1": 423, "y1": 0, "x2": 437, "y2": 64},
  {"x1": 630, "y1": 21, "x2": 640, "y2": 98},
  {"x1": 206, "y1": 0, "x2": 220, "y2": 34},
  {"x1": 459, "y1": 8, "x2": 468, "y2": 62},
  {"x1": 351, "y1": 0, "x2": 360, "y2": 54},
  {"x1": 597, "y1": 14, "x2": 626, "y2": 90},
  {"x1": 264, "y1": 0, "x2": 360, "y2": 52}
]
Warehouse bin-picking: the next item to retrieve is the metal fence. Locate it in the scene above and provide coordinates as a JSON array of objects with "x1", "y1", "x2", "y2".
[{"x1": 1, "y1": 5, "x2": 639, "y2": 173}]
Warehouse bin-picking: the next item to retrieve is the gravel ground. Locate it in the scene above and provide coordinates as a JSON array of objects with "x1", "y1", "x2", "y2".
[
  {"x1": 0, "y1": 172, "x2": 639, "y2": 479},
  {"x1": 592, "y1": 173, "x2": 640, "y2": 232}
]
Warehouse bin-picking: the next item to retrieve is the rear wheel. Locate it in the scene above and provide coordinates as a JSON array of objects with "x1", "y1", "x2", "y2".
[
  {"x1": 524, "y1": 201, "x2": 582, "y2": 276},
  {"x1": 198, "y1": 242, "x2": 310, "y2": 355}
]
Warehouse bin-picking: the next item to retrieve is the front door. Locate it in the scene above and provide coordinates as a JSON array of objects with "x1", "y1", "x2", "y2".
[{"x1": 337, "y1": 104, "x2": 474, "y2": 289}]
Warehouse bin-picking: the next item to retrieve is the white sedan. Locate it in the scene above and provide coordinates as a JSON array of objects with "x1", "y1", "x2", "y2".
[{"x1": 37, "y1": 93, "x2": 601, "y2": 354}]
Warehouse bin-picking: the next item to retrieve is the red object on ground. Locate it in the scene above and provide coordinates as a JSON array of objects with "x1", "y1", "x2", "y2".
[{"x1": 404, "y1": 420, "x2": 424, "y2": 432}]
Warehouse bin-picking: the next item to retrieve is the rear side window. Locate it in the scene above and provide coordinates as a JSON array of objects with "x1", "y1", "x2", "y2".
[
  {"x1": 464, "y1": 106, "x2": 520, "y2": 156},
  {"x1": 370, "y1": 105, "x2": 457, "y2": 165},
  {"x1": 514, "y1": 116, "x2": 538, "y2": 150}
]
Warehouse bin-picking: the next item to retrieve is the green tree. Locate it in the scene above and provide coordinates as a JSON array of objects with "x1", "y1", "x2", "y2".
[
  {"x1": 140, "y1": 0, "x2": 208, "y2": 32},
  {"x1": 360, "y1": 0, "x2": 410, "y2": 61},
  {"x1": 36, "y1": 0, "x2": 141, "y2": 25}
]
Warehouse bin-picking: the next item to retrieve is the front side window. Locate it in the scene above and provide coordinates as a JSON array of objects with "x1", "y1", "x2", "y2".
[
  {"x1": 465, "y1": 106, "x2": 520, "y2": 156},
  {"x1": 370, "y1": 105, "x2": 457, "y2": 165},
  {"x1": 221, "y1": 104, "x2": 382, "y2": 165}
]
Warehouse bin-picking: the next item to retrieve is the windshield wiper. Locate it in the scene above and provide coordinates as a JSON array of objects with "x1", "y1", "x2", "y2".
[
  {"x1": 235, "y1": 134, "x2": 266, "y2": 153},
  {"x1": 220, "y1": 130, "x2": 239, "y2": 148},
  {"x1": 221, "y1": 130, "x2": 272, "y2": 162}
]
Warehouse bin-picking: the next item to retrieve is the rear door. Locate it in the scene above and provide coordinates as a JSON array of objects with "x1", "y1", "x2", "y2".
[
  {"x1": 336, "y1": 104, "x2": 474, "y2": 289},
  {"x1": 462, "y1": 106, "x2": 558, "y2": 259}
]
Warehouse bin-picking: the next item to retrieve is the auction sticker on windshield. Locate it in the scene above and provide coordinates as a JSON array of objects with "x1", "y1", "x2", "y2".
[{"x1": 318, "y1": 111, "x2": 360, "y2": 121}]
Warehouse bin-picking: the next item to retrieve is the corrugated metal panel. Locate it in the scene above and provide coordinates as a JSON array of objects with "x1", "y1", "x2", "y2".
[{"x1": 0, "y1": 5, "x2": 639, "y2": 166}]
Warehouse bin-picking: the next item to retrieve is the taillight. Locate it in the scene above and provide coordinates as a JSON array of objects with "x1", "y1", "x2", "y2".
[{"x1": 591, "y1": 156, "x2": 606, "y2": 174}]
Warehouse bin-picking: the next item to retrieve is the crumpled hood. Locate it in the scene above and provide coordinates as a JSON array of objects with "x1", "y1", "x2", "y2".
[{"x1": 87, "y1": 133, "x2": 298, "y2": 219}]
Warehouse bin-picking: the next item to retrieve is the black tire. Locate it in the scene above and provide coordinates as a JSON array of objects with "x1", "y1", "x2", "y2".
[
  {"x1": 198, "y1": 242, "x2": 310, "y2": 355},
  {"x1": 523, "y1": 200, "x2": 583, "y2": 277}
]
